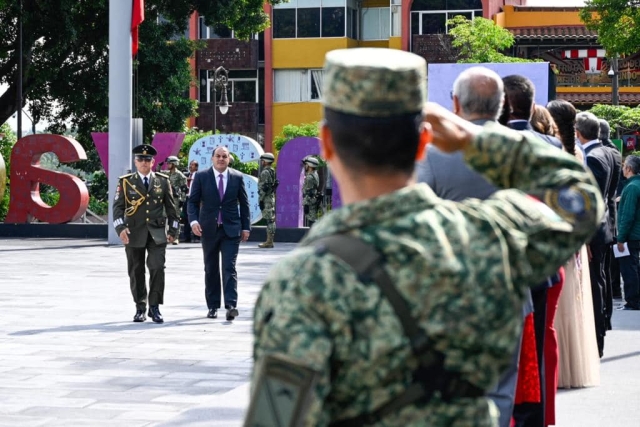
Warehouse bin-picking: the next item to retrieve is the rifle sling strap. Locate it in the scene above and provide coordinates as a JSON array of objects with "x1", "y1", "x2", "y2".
[{"x1": 312, "y1": 234, "x2": 483, "y2": 427}]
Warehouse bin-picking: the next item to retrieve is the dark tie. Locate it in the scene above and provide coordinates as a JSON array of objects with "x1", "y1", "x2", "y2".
[
  {"x1": 217, "y1": 174, "x2": 224, "y2": 224},
  {"x1": 143, "y1": 176, "x2": 149, "y2": 191}
]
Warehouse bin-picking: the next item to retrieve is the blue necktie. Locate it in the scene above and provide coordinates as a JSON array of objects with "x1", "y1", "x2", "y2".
[{"x1": 143, "y1": 177, "x2": 149, "y2": 191}]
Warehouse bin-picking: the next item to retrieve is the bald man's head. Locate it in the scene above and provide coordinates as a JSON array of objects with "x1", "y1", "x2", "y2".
[{"x1": 452, "y1": 67, "x2": 504, "y2": 121}]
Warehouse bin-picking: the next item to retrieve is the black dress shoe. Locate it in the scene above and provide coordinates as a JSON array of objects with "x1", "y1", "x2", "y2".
[
  {"x1": 133, "y1": 309, "x2": 146, "y2": 322},
  {"x1": 207, "y1": 308, "x2": 218, "y2": 319},
  {"x1": 226, "y1": 307, "x2": 239, "y2": 321},
  {"x1": 148, "y1": 305, "x2": 164, "y2": 323}
]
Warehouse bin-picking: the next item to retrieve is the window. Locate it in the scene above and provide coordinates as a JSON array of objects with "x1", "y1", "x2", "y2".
[
  {"x1": 199, "y1": 17, "x2": 232, "y2": 39},
  {"x1": 200, "y1": 70, "x2": 258, "y2": 103},
  {"x1": 274, "y1": 69, "x2": 324, "y2": 103},
  {"x1": 272, "y1": 1, "x2": 348, "y2": 39},
  {"x1": 298, "y1": 8, "x2": 321, "y2": 38},
  {"x1": 346, "y1": 7, "x2": 358, "y2": 39},
  {"x1": 361, "y1": 8, "x2": 390, "y2": 41},
  {"x1": 322, "y1": 7, "x2": 345, "y2": 37},
  {"x1": 273, "y1": 9, "x2": 296, "y2": 38},
  {"x1": 391, "y1": 0, "x2": 402, "y2": 37},
  {"x1": 410, "y1": 0, "x2": 483, "y2": 35}
]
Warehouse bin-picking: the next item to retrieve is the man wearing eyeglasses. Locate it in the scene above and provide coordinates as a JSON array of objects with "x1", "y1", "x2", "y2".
[{"x1": 113, "y1": 144, "x2": 180, "y2": 324}]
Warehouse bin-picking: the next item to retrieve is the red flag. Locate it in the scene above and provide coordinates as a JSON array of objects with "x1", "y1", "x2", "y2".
[{"x1": 131, "y1": 0, "x2": 145, "y2": 57}]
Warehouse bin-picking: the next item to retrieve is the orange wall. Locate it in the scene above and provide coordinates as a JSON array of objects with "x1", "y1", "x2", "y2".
[{"x1": 495, "y1": 5, "x2": 584, "y2": 28}]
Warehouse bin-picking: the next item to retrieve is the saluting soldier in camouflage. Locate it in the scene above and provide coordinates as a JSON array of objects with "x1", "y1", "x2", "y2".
[
  {"x1": 258, "y1": 152, "x2": 277, "y2": 248},
  {"x1": 250, "y1": 48, "x2": 602, "y2": 426},
  {"x1": 302, "y1": 156, "x2": 321, "y2": 227},
  {"x1": 113, "y1": 144, "x2": 180, "y2": 324}
]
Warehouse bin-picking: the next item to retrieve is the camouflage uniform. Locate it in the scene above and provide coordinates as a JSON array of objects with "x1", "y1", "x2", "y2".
[
  {"x1": 258, "y1": 165, "x2": 277, "y2": 236},
  {"x1": 302, "y1": 169, "x2": 320, "y2": 224},
  {"x1": 253, "y1": 126, "x2": 602, "y2": 426},
  {"x1": 167, "y1": 169, "x2": 188, "y2": 204},
  {"x1": 252, "y1": 48, "x2": 602, "y2": 427}
]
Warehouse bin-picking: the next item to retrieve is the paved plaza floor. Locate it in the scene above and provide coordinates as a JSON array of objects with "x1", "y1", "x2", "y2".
[{"x1": 0, "y1": 238, "x2": 639, "y2": 426}]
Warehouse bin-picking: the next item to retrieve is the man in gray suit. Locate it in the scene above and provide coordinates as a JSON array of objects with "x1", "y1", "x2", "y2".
[
  {"x1": 416, "y1": 66, "x2": 527, "y2": 427},
  {"x1": 416, "y1": 66, "x2": 501, "y2": 200}
]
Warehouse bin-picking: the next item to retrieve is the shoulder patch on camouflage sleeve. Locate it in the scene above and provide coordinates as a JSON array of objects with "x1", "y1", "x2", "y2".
[{"x1": 544, "y1": 186, "x2": 590, "y2": 220}]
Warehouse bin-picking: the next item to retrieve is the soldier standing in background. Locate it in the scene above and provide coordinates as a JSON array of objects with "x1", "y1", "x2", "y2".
[
  {"x1": 113, "y1": 144, "x2": 180, "y2": 324},
  {"x1": 182, "y1": 160, "x2": 199, "y2": 243},
  {"x1": 258, "y1": 152, "x2": 277, "y2": 248},
  {"x1": 248, "y1": 48, "x2": 602, "y2": 426},
  {"x1": 302, "y1": 156, "x2": 320, "y2": 227},
  {"x1": 164, "y1": 156, "x2": 188, "y2": 245}
]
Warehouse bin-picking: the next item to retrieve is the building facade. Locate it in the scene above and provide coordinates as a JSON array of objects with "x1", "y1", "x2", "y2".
[{"x1": 186, "y1": 1, "x2": 637, "y2": 152}]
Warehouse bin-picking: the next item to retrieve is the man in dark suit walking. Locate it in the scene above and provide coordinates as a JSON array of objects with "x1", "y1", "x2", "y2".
[
  {"x1": 113, "y1": 144, "x2": 180, "y2": 324},
  {"x1": 188, "y1": 146, "x2": 251, "y2": 321},
  {"x1": 577, "y1": 112, "x2": 617, "y2": 357}
]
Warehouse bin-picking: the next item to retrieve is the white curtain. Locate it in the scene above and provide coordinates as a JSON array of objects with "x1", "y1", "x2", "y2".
[
  {"x1": 311, "y1": 69, "x2": 324, "y2": 99},
  {"x1": 274, "y1": 70, "x2": 303, "y2": 102},
  {"x1": 273, "y1": 70, "x2": 314, "y2": 102}
]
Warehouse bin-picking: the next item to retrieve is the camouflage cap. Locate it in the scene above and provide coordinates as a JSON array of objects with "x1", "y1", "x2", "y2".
[{"x1": 322, "y1": 48, "x2": 427, "y2": 118}]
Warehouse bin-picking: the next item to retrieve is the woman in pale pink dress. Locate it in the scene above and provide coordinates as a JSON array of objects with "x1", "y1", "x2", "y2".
[{"x1": 547, "y1": 100, "x2": 600, "y2": 389}]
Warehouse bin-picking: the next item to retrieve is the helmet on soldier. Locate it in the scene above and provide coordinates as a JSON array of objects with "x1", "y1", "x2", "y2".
[
  {"x1": 260, "y1": 153, "x2": 275, "y2": 162},
  {"x1": 303, "y1": 156, "x2": 319, "y2": 168},
  {"x1": 166, "y1": 156, "x2": 179, "y2": 164}
]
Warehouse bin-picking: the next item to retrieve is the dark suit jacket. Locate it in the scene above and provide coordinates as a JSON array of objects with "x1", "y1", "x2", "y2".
[
  {"x1": 187, "y1": 167, "x2": 251, "y2": 238},
  {"x1": 507, "y1": 120, "x2": 563, "y2": 149},
  {"x1": 584, "y1": 141, "x2": 616, "y2": 245},
  {"x1": 416, "y1": 119, "x2": 497, "y2": 202},
  {"x1": 601, "y1": 140, "x2": 622, "y2": 240}
]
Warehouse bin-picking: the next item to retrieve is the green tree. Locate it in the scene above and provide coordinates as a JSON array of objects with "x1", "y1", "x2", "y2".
[
  {"x1": 448, "y1": 16, "x2": 533, "y2": 63},
  {"x1": 0, "y1": 122, "x2": 16, "y2": 221},
  {"x1": 0, "y1": 0, "x2": 285, "y2": 141},
  {"x1": 588, "y1": 104, "x2": 640, "y2": 136},
  {"x1": 273, "y1": 122, "x2": 320, "y2": 152},
  {"x1": 580, "y1": 0, "x2": 640, "y2": 56}
]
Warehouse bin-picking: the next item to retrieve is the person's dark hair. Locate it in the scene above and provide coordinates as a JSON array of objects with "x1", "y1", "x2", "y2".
[
  {"x1": 547, "y1": 100, "x2": 577, "y2": 155},
  {"x1": 498, "y1": 93, "x2": 511, "y2": 126},
  {"x1": 502, "y1": 75, "x2": 535, "y2": 120},
  {"x1": 324, "y1": 108, "x2": 423, "y2": 175},
  {"x1": 531, "y1": 105, "x2": 557, "y2": 136},
  {"x1": 625, "y1": 155, "x2": 640, "y2": 175},
  {"x1": 575, "y1": 112, "x2": 600, "y2": 141}
]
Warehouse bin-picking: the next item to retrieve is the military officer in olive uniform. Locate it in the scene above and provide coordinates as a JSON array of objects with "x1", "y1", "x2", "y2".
[
  {"x1": 302, "y1": 156, "x2": 321, "y2": 227},
  {"x1": 113, "y1": 144, "x2": 180, "y2": 323},
  {"x1": 258, "y1": 152, "x2": 277, "y2": 248},
  {"x1": 249, "y1": 48, "x2": 602, "y2": 426}
]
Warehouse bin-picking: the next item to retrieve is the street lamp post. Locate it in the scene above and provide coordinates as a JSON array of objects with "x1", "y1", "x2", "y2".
[
  {"x1": 608, "y1": 56, "x2": 619, "y2": 106},
  {"x1": 211, "y1": 66, "x2": 230, "y2": 133}
]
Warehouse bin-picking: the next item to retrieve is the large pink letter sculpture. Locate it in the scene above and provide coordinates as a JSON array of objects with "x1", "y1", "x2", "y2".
[{"x1": 5, "y1": 134, "x2": 89, "y2": 224}]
